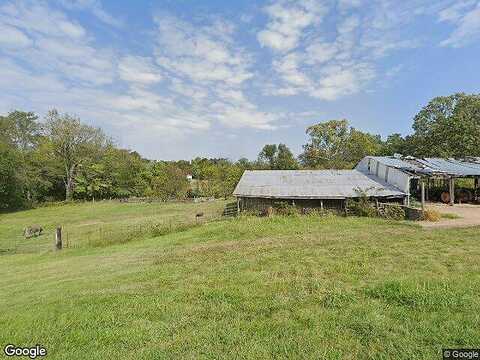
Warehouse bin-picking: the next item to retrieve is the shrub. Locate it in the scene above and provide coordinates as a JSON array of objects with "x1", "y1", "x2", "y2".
[
  {"x1": 273, "y1": 201, "x2": 298, "y2": 216},
  {"x1": 346, "y1": 198, "x2": 378, "y2": 217},
  {"x1": 379, "y1": 204, "x2": 405, "y2": 220},
  {"x1": 303, "y1": 208, "x2": 336, "y2": 217},
  {"x1": 422, "y1": 208, "x2": 441, "y2": 222}
]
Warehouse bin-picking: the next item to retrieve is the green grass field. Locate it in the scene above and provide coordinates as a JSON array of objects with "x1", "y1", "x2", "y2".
[
  {"x1": 0, "y1": 200, "x2": 227, "y2": 253},
  {"x1": 1, "y1": 202, "x2": 479, "y2": 359}
]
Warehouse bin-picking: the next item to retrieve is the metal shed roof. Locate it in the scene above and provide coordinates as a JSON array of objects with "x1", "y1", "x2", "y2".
[
  {"x1": 233, "y1": 170, "x2": 406, "y2": 199},
  {"x1": 366, "y1": 156, "x2": 434, "y2": 175},
  {"x1": 367, "y1": 156, "x2": 480, "y2": 177},
  {"x1": 420, "y1": 158, "x2": 480, "y2": 176}
]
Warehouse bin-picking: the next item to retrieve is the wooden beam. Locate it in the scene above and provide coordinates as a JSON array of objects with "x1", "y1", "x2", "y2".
[
  {"x1": 421, "y1": 181, "x2": 425, "y2": 211},
  {"x1": 449, "y1": 178, "x2": 455, "y2": 206},
  {"x1": 425, "y1": 178, "x2": 429, "y2": 201}
]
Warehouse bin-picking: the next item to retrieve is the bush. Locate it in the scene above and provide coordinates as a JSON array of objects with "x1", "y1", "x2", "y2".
[
  {"x1": 422, "y1": 208, "x2": 441, "y2": 222},
  {"x1": 302, "y1": 208, "x2": 336, "y2": 217},
  {"x1": 346, "y1": 198, "x2": 378, "y2": 217},
  {"x1": 273, "y1": 201, "x2": 298, "y2": 216},
  {"x1": 379, "y1": 204, "x2": 405, "y2": 220}
]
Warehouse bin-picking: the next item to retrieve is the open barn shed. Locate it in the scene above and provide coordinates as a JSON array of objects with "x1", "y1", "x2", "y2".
[
  {"x1": 233, "y1": 169, "x2": 407, "y2": 212},
  {"x1": 356, "y1": 156, "x2": 480, "y2": 207}
]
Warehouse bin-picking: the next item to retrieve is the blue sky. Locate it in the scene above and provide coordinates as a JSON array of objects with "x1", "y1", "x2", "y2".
[{"x1": 1, "y1": 0, "x2": 479, "y2": 160}]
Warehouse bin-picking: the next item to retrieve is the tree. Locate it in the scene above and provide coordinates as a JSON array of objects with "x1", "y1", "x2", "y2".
[
  {"x1": 44, "y1": 110, "x2": 109, "y2": 201},
  {"x1": 257, "y1": 143, "x2": 298, "y2": 169},
  {"x1": 1, "y1": 111, "x2": 40, "y2": 151},
  {"x1": 411, "y1": 93, "x2": 480, "y2": 157},
  {"x1": 0, "y1": 111, "x2": 45, "y2": 204},
  {"x1": 300, "y1": 120, "x2": 350, "y2": 169},
  {"x1": 299, "y1": 119, "x2": 383, "y2": 169},
  {"x1": 380, "y1": 133, "x2": 407, "y2": 156},
  {"x1": 0, "y1": 142, "x2": 23, "y2": 210},
  {"x1": 275, "y1": 144, "x2": 299, "y2": 169},
  {"x1": 344, "y1": 129, "x2": 383, "y2": 164},
  {"x1": 258, "y1": 144, "x2": 278, "y2": 169},
  {"x1": 149, "y1": 162, "x2": 189, "y2": 200}
]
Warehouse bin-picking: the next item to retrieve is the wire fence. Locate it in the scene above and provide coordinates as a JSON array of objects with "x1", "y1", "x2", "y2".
[{"x1": 1, "y1": 213, "x2": 222, "y2": 255}]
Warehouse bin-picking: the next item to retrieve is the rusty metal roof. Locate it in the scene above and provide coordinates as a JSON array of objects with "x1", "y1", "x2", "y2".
[{"x1": 233, "y1": 170, "x2": 406, "y2": 199}]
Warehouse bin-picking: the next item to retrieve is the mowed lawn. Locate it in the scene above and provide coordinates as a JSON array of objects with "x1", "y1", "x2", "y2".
[{"x1": 1, "y1": 203, "x2": 480, "y2": 359}]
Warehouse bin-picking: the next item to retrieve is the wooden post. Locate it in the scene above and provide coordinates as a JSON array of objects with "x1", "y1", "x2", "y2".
[
  {"x1": 449, "y1": 178, "x2": 455, "y2": 206},
  {"x1": 236, "y1": 198, "x2": 240, "y2": 214},
  {"x1": 421, "y1": 180, "x2": 425, "y2": 211},
  {"x1": 425, "y1": 178, "x2": 429, "y2": 201},
  {"x1": 320, "y1": 200, "x2": 324, "y2": 210},
  {"x1": 55, "y1": 226, "x2": 62, "y2": 250}
]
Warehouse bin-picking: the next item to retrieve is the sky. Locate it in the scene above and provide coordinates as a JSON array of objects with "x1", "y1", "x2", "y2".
[{"x1": 1, "y1": 0, "x2": 480, "y2": 160}]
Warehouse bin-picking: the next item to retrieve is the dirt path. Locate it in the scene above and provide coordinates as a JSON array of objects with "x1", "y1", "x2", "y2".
[{"x1": 420, "y1": 203, "x2": 480, "y2": 229}]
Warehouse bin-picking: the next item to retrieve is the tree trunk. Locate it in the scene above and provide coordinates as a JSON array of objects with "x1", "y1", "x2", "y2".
[{"x1": 65, "y1": 165, "x2": 76, "y2": 201}]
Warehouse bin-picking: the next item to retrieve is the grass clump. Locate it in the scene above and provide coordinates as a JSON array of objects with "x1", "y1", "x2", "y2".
[
  {"x1": 422, "y1": 208, "x2": 441, "y2": 222},
  {"x1": 364, "y1": 280, "x2": 472, "y2": 311},
  {"x1": 441, "y1": 213, "x2": 461, "y2": 219}
]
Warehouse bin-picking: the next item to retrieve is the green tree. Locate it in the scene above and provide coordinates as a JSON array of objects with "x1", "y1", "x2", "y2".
[
  {"x1": 275, "y1": 144, "x2": 299, "y2": 169},
  {"x1": 0, "y1": 142, "x2": 23, "y2": 210},
  {"x1": 257, "y1": 143, "x2": 298, "y2": 169},
  {"x1": 0, "y1": 111, "x2": 45, "y2": 204},
  {"x1": 258, "y1": 144, "x2": 278, "y2": 169},
  {"x1": 344, "y1": 129, "x2": 383, "y2": 164},
  {"x1": 380, "y1": 133, "x2": 407, "y2": 156},
  {"x1": 44, "y1": 110, "x2": 109, "y2": 201},
  {"x1": 411, "y1": 93, "x2": 480, "y2": 157},
  {"x1": 149, "y1": 162, "x2": 189, "y2": 200},
  {"x1": 299, "y1": 119, "x2": 383, "y2": 169}
]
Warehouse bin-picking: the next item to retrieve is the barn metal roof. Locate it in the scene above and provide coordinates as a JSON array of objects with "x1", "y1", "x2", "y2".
[
  {"x1": 421, "y1": 158, "x2": 480, "y2": 176},
  {"x1": 366, "y1": 156, "x2": 434, "y2": 175},
  {"x1": 369, "y1": 156, "x2": 480, "y2": 177},
  {"x1": 233, "y1": 170, "x2": 406, "y2": 199}
]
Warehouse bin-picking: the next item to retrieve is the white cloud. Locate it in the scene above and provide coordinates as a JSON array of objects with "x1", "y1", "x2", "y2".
[
  {"x1": 0, "y1": 24, "x2": 32, "y2": 48},
  {"x1": 258, "y1": 0, "x2": 429, "y2": 101},
  {"x1": 118, "y1": 56, "x2": 163, "y2": 85},
  {"x1": 154, "y1": 15, "x2": 252, "y2": 86},
  {"x1": 0, "y1": 1, "x2": 116, "y2": 86},
  {"x1": 438, "y1": 0, "x2": 477, "y2": 23},
  {"x1": 257, "y1": 0, "x2": 327, "y2": 52},
  {"x1": 58, "y1": 0, "x2": 123, "y2": 27},
  {"x1": 440, "y1": 2, "x2": 480, "y2": 47},
  {"x1": 153, "y1": 14, "x2": 281, "y2": 130},
  {"x1": 0, "y1": 1, "x2": 86, "y2": 39}
]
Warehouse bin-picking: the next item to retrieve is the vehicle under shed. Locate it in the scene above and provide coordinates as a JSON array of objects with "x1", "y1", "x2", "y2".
[{"x1": 356, "y1": 156, "x2": 480, "y2": 208}]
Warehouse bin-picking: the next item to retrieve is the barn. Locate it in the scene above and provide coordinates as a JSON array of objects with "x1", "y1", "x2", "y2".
[
  {"x1": 233, "y1": 155, "x2": 480, "y2": 212},
  {"x1": 233, "y1": 168, "x2": 407, "y2": 211}
]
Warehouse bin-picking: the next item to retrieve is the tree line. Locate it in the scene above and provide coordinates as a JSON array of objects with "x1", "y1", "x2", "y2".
[{"x1": 1, "y1": 93, "x2": 479, "y2": 210}]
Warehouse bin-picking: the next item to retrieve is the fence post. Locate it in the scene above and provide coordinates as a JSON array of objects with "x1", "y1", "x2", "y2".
[
  {"x1": 55, "y1": 226, "x2": 62, "y2": 250},
  {"x1": 421, "y1": 181, "x2": 425, "y2": 211}
]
